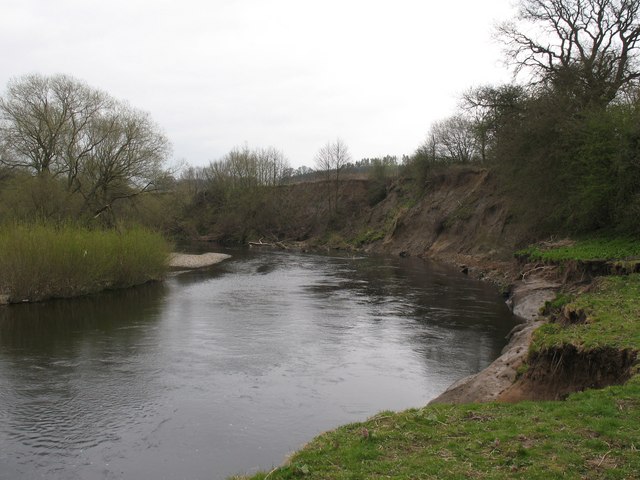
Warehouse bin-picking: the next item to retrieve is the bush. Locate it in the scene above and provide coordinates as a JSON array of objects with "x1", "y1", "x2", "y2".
[
  {"x1": 493, "y1": 90, "x2": 640, "y2": 236},
  {"x1": 0, "y1": 223, "x2": 169, "y2": 302}
]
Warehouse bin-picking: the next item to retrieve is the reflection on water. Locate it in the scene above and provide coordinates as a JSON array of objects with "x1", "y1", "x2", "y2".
[{"x1": 0, "y1": 250, "x2": 516, "y2": 480}]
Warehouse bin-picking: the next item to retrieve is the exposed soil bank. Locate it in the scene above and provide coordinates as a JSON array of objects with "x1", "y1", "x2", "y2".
[
  {"x1": 429, "y1": 319, "x2": 546, "y2": 404},
  {"x1": 500, "y1": 346, "x2": 637, "y2": 402}
]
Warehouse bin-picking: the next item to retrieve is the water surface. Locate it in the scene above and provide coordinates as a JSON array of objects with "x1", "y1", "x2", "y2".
[{"x1": 0, "y1": 250, "x2": 516, "y2": 479}]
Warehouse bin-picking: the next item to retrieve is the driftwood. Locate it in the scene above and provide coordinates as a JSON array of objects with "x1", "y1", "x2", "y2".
[
  {"x1": 248, "y1": 238, "x2": 273, "y2": 247},
  {"x1": 248, "y1": 239, "x2": 288, "y2": 249}
]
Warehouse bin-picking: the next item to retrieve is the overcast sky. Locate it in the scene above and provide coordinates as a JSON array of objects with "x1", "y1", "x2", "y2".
[{"x1": 1, "y1": 0, "x2": 516, "y2": 168}]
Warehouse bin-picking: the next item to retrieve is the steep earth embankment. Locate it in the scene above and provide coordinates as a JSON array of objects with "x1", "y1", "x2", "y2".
[{"x1": 276, "y1": 166, "x2": 530, "y2": 283}]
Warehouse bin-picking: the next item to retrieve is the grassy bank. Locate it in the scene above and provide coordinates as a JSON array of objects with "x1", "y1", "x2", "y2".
[
  {"x1": 0, "y1": 223, "x2": 169, "y2": 302},
  {"x1": 238, "y1": 380, "x2": 639, "y2": 479},
  {"x1": 533, "y1": 274, "x2": 640, "y2": 351},
  {"x1": 517, "y1": 237, "x2": 640, "y2": 262},
  {"x1": 237, "y1": 249, "x2": 640, "y2": 479}
]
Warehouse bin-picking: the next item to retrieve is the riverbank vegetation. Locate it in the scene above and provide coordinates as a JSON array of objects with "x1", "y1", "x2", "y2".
[
  {"x1": 162, "y1": 0, "x2": 640, "y2": 249},
  {"x1": 222, "y1": 0, "x2": 640, "y2": 477},
  {"x1": 533, "y1": 274, "x2": 640, "y2": 351},
  {"x1": 0, "y1": 74, "x2": 172, "y2": 228},
  {"x1": 0, "y1": 223, "x2": 169, "y2": 303},
  {"x1": 0, "y1": 75, "x2": 175, "y2": 302},
  {"x1": 238, "y1": 381, "x2": 640, "y2": 479},
  {"x1": 237, "y1": 273, "x2": 640, "y2": 480},
  {"x1": 517, "y1": 237, "x2": 640, "y2": 263}
]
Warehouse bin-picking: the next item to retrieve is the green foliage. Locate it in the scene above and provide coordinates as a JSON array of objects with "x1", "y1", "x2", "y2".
[
  {"x1": 518, "y1": 237, "x2": 640, "y2": 262},
  {"x1": 0, "y1": 172, "x2": 83, "y2": 223},
  {"x1": 0, "y1": 171, "x2": 184, "y2": 234},
  {"x1": 493, "y1": 90, "x2": 640, "y2": 236},
  {"x1": 0, "y1": 222, "x2": 169, "y2": 302},
  {"x1": 541, "y1": 293, "x2": 574, "y2": 315},
  {"x1": 312, "y1": 232, "x2": 351, "y2": 250},
  {"x1": 366, "y1": 159, "x2": 390, "y2": 206},
  {"x1": 402, "y1": 150, "x2": 432, "y2": 193}
]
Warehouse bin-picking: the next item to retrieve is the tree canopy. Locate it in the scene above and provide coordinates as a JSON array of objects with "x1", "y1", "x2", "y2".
[
  {"x1": 0, "y1": 74, "x2": 170, "y2": 221},
  {"x1": 498, "y1": 0, "x2": 640, "y2": 106}
]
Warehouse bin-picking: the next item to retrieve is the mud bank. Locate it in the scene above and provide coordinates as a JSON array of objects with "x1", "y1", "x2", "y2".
[{"x1": 499, "y1": 345, "x2": 637, "y2": 402}]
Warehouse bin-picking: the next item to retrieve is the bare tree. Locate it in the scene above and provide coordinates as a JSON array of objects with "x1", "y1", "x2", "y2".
[
  {"x1": 497, "y1": 0, "x2": 640, "y2": 105},
  {"x1": 255, "y1": 146, "x2": 290, "y2": 186},
  {"x1": 0, "y1": 74, "x2": 76, "y2": 174},
  {"x1": 79, "y1": 105, "x2": 170, "y2": 219},
  {"x1": 315, "y1": 142, "x2": 333, "y2": 180},
  {"x1": 430, "y1": 116, "x2": 480, "y2": 164},
  {"x1": 461, "y1": 84, "x2": 528, "y2": 162},
  {"x1": 178, "y1": 165, "x2": 208, "y2": 202},
  {"x1": 0, "y1": 74, "x2": 171, "y2": 222},
  {"x1": 314, "y1": 138, "x2": 352, "y2": 212},
  {"x1": 205, "y1": 145, "x2": 290, "y2": 191}
]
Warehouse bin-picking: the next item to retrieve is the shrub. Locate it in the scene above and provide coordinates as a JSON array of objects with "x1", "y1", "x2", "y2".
[{"x1": 0, "y1": 223, "x2": 169, "y2": 302}]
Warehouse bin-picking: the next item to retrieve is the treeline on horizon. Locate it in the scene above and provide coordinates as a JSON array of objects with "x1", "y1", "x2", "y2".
[{"x1": 1, "y1": 0, "x2": 639, "y2": 243}]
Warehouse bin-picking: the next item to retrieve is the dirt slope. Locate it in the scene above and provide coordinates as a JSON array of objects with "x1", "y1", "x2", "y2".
[
  {"x1": 276, "y1": 166, "x2": 530, "y2": 285},
  {"x1": 374, "y1": 167, "x2": 525, "y2": 262}
]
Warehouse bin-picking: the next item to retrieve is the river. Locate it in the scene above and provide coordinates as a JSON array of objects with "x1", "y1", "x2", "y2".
[{"x1": 0, "y1": 250, "x2": 517, "y2": 479}]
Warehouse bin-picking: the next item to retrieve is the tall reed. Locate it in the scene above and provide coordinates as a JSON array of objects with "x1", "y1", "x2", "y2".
[{"x1": 0, "y1": 223, "x2": 169, "y2": 302}]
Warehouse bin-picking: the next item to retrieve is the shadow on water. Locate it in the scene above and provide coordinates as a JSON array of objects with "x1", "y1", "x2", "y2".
[{"x1": 0, "y1": 281, "x2": 166, "y2": 353}]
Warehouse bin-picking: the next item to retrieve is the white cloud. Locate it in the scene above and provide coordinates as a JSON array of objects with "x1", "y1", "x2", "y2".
[{"x1": 0, "y1": 0, "x2": 515, "y2": 167}]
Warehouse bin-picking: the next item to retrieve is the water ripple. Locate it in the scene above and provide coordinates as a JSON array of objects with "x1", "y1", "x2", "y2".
[{"x1": 0, "y1": 251, "x2": 516, "y2": 480}]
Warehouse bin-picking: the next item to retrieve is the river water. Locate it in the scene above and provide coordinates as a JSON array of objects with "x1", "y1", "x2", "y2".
[{"x1": 0, "y1": 250, "x2": 516, "y2": 479}]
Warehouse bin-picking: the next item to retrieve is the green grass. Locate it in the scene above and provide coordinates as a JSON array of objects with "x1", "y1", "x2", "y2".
[
  {"x1": 351, "y1": 228, "x2": 385, "y2": 246},
  {"x1": 235, "y1": 274, "x2": 640, "y2": 480},
  {"x1": 238, "y1": 379, "x2": 640, "y2": 479},
  {"x1": 0, "y1": 222, "x2": 169, "y2": 302},
  {"x1": 532, "y1": 274, "x2": 640, "y2": 352},
  {"x1": 541, "y1": 292, "x2": 574, "y2": 315},
  {"x1": 517, "y1": 237, "x2": 640, "y2": 262}
]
